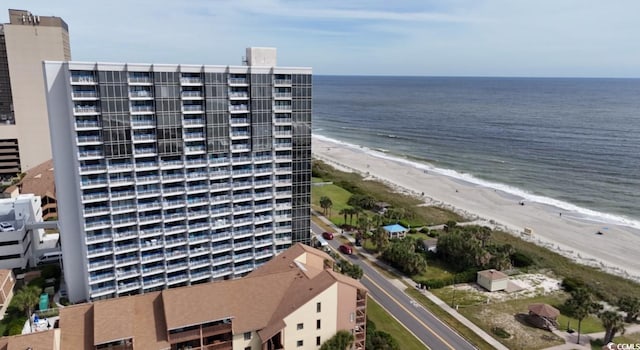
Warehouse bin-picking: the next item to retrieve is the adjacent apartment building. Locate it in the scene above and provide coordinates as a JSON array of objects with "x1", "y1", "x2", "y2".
[
  {"x1": 0, "y1": 194, "x2": 46, "y2": 269},
  {"x1": 0, "y1": 9, "x2": 71, "y2": 178},
  {"x1": 43, "y1": 48, "x2": 312, "y2": 303},
  {"x1": 0, "y1": 244, "x2": 367, "y2": 350}
]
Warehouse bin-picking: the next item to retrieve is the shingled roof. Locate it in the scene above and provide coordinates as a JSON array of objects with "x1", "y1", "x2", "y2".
[{"x1": 27, "y1": 243, "x2": 367, "y2": 349}]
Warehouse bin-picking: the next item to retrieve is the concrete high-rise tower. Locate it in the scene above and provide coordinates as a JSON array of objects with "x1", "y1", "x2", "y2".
[
  {"x1": 0, "y1": 9, "x2": 71, "y2": 177},
  {"x1": 43, "y1": 48, "x2": 312, "y2": 302}
]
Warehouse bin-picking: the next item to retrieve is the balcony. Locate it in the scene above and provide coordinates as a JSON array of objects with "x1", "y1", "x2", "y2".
[
  {"x1": 72, "y1": 90, "x2": 99, "y2": 101},
  {"x1": 132, "y1": 133, "x2": 156, "y2": 143},
  {"x1": 230, "y1": 117, "x2": 249, "y2": 126},
  {"x1": 274, "y1": 142, "x2": 292, "y2": 150},
  {"x1": 273, "y1": 78, "x2": 292, "y2": 85},
  {"x1": 131, "y1": 105, "x2": 154, "y2": 114},
  {"x1": 183, "y1": 105, "x2": 204, "y2": 114},
  {"x1": 77, "y1": 135, "x2": 102, "y2": 145},
  {"x1": 111, "y1": 190, "x2": 136, "y2": 199},
  {"x1": 78, "y1": 150, "x2": 103, "y2": 160},
  {"x1": 182, "y1": 91, "x2": 203, "y2": 99},
  {"x1": 228, "y1": 91, "x2": 249, "y2": 99},
  {"x1": 185, "y1": 145, "x2": 206, "y2": 154},
  {"x1": 181, "y1": 77, "x2": 203, "y2": 85},
  {"x1": 230, "y1": 131, "x2": 249, "y2": 139},
  {"x1": 183, "y1": 117, "x2": 205, "y2": 126},
  {"x1": 71, "y1": 75, "x2": 96, "y2": 84},
  {"x1": 229, "y1": 104, "x2": 249, "y2": 113},
  {"x1": 274, "y1": 115, "x2": 292, "y2": 125},
  {"x1": 88, "y1": 259, "x2": 113, "y2": 270},
  {"x1": 82, "y1": 192, "x2": 109, "y2": 202},
  {"x1": 184, "y1": 132, "x2": 205, "y2": 141},
  {"x1": 134, "y1": 147, "x2": 157, "y2": 156},
  {"x1": 231, "y1": 144, "x2": 250, "y2": 153},
  {"x1": 273, "y1": 92, "x2": 292, "y2": 99},
  {"x1": 128, "y1": 76, "x2": 152, "y2": 84},
  {"x1": 131, "y1": 116, "x2": 156, "y2": 128},
  {"x1": 228, "y1": 77, "x2": 247, "y2": 85},
  {"x1": 129, "y1": 90, "x2": 153, "y2": 99},
  {"x1": 274, "y1": 131, "x2": 292, "y2": 138}
]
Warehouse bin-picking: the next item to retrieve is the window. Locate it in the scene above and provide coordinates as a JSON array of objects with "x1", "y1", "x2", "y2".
[
  {"x1": 316, "y1": 319, "x2": 321, "y2": 329},
  {"x1": 297, "y1": 323, "x2": 304, "y2": 330},
  {"x1": 245, "y1": 347, "x2": 251, "y2": 350},
  {"x1": 297, "y1": 340, "x2": 303, "y2": 347},
  {"x1": 244, "y1": 332, "x2": 251, "y2": 340},
  {"x1": 316, "y1": 302, "x2": 321, "y2": 313},
  {"x1": 316, "y1": 336, "x2": 321, "y2": 346},
  {"x1": 350, "y1": 312, "x2": 355, "y2": 323}
]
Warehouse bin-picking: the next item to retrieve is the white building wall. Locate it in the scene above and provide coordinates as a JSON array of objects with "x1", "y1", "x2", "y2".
[
  {"x1": 43, "y1": 61, "x2": 87, "y2": 302},
  {"x1": 232, "y1": 330, "x2": 262, "y2": 350},
  {"x1": 0, "y1": 194, "x2": 45, "y2": 269},
  {"x1": 282, "y1": 283, "x2": 338, "y2": 350}
]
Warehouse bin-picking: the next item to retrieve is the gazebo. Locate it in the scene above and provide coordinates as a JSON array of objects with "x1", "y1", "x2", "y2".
[
  {"x1": 527, "y1": 303, "x2": 560, "y2": 330},
  {"x1": 382, "y1": 224, "x2": 408, "y2": 239}
]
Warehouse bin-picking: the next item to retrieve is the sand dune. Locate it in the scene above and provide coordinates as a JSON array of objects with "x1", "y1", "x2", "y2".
[{"x1": 313, "y1": 136, "x2": 640, "y2": 283}]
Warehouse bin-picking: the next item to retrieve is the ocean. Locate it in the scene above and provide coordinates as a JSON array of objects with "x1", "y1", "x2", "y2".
[{"x1": 312, "y1": 76, "x2": 640, "y2": 228}]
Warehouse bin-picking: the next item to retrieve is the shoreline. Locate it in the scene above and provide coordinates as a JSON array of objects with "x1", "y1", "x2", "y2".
[{"x1": 312, "y1": 135, "x2": 640, "y2": 283}]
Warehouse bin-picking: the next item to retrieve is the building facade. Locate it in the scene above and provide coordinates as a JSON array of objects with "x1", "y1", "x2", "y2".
[
  {"x1": 0, "y1": 194, "x2": 46, "y2": 269},
  {"x1": 0, "y1": 9, "x2": 71, "y2": 178},
  {"x1": 0, "y1": 244, "x2": 366, "y2": 350},
  {"x1": 43, "y1": 48, "x2": 312, "y2": 303}
]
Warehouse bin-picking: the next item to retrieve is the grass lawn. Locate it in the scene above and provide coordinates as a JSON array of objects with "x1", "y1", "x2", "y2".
[
  {"x1": 459, "y1": 292, "x2": 592, "y2": 349},
  {"x1": 311, "y1": 182, "x2": 354, "y2": 227},
  {"x1": 404, "y1": 288, "x2": 495, "y2": 350},
  {"x1": 313, "y1": 160, "x2": 464, "y2": 226},
  {"x1": 412, "y1": 259, "x2": 455, "y2": 281},
  {"x1": 591, "y1": 332, "x2": 640, "y2": 350},
  {"x1": 366, "y1": 296, "x2": 427, "y2": 350}
]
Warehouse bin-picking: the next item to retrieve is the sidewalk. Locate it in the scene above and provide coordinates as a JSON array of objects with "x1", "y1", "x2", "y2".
[
  {"x1": 312, "y1": 211, "x2": 507, "y2": 350},
  {"x1": 543, "y1": 324, "x2": 640, "y2": 350}
]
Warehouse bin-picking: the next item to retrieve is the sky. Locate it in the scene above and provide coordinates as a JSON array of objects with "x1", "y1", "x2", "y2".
[{"x1": 3, "y1": 0, "x2": 640, "y2": 77}]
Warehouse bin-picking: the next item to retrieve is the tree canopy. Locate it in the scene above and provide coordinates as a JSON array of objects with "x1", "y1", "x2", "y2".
[
  {"x1": 381, "y1": 237, "x2": 427, "y2": 275},
  {"x1": 320, "y1": 330, "x2": 354, "y2": 350}
]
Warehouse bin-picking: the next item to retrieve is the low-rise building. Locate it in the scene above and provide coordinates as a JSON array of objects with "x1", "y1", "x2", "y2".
[
  {"x1": 4, "y1": 159, "x2": 57, "y2": 220},
  {"x1": 477, "y1": 269, "x2": 509, "y2": 292},
  {"x1": 0, "y1": 194, "x2": 46, "y2": 269},
  {"x1": 0, "y1": 243, "x2": 367, "y2": 349}
]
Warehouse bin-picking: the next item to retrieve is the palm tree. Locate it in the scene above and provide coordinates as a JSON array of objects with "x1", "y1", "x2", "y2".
[
  {"x1": 373, "y1": 227, "x2": 390, "y2": 253},
  {"x1": 372, "y1": 214, "x2": 384, "y2": 228},
  {"x1": 13, "y1": 285, "x2": 42, "y2": 331},
  {"x1": 565, "y1": 288, "x2": 602, "y2": 344},
  {"x1": 357, "y1": 215, "x2": 371, "y2": 237},
  {"x1": 320, "y1": 330, "x2": 354, "y2": 350},
  {"x1": 339, "y1": 208, "x2": 349, "y2": 226},
  {"x1": 618, "y1": 296, "x2": 640, "y2": 323},
  {"x1": 600, "y1": 310, "x2": 626, "y2": 344},
  {"x1": 319, "y1": 196, "x2": 333, "y2": 216}
]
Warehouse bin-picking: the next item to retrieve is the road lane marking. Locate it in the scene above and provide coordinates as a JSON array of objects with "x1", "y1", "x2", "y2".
[
  {"x1": 367, "y1": 294, "x2": 431, "y2": 350},
  {"x1": 364, "y1": 275, "x2": 456, "y2": 350}
]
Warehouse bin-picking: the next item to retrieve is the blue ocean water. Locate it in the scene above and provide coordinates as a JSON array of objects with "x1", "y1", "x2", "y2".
[{"x1": 312, "y1": 76, "x2": 640, "y2": 227}]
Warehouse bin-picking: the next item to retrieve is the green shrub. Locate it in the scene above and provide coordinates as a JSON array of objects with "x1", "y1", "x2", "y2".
[
  {"x1": 561, "y1": 277, "x2": 585, "y2": 293},
  {"x1": 409, "y1": 228, "x2": 417, "y2": 234},
  {"x1": 511, "y1": 251, "x2": 534, "y2": 267},
  {"x1": 28, "y1": 277, "x2": 45, "y2": 289},
  {"x1": 492, "y1": 327, "x2": 510, "y2": 339}
]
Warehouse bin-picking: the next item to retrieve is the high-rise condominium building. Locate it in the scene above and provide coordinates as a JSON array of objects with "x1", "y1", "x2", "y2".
[
  {"x1": 43, "y1": 48, "x2": 312, "y2": 303},
  {"x1": 0, "y1": 9, "x2": 71, "y2": 177}
]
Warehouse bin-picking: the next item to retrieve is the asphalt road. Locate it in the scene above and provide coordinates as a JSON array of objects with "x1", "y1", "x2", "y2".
[{"x1": 311, "y1": 221, "x2": 477, "y2": 350}]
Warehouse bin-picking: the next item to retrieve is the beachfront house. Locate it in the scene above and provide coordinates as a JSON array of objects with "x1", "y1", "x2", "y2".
[
  {"x1": 383, "y1": 224, "x2": 408, "y2": 239},
  {"x1": 477, "y1": 269, "x2": 509, "y2": 292}
]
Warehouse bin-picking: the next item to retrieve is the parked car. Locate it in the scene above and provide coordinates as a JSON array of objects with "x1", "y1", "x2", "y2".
[
  {"x1": 339, "y1": 245, "x2": 353, "y2": 255},
  {"x1": 322, "y1": 231, "x2": 334, "y2": 240},
  {"x1": 0, "y1": 222, "x2": 14, "y2": 232}
]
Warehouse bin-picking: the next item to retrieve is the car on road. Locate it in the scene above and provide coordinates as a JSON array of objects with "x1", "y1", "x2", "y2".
[
  {"x1": 339, "y1": 244, "x2": 353, "y2": 255},
  {"x1": 322, "y1": 231, "x2": 334, "y2": 240}
]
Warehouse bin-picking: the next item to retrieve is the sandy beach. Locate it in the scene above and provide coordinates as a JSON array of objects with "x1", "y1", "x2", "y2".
[{"x1": 312, "y1": 136, "x2": 640, "y2": 283}]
